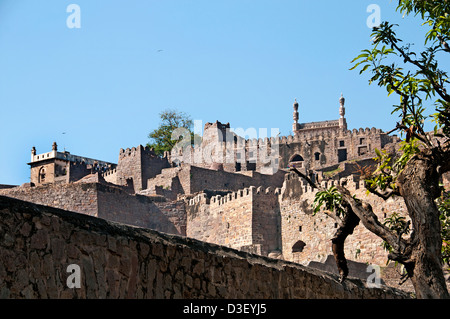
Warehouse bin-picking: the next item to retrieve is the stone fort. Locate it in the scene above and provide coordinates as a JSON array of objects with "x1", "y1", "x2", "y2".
[{"x1": 1, "y1": 95, "x2": 448, "y2": 290}]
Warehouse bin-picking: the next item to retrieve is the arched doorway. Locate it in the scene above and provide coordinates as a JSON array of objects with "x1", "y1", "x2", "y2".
[
  {"x1": 292, "y1": 240, "x2": 306, "y2": 253},
  {"x1": 292, "y1": 240, "x2": 307, "y2": 264},
  {"x1": 289, "y1": 154, "x2": 304, "y2": 168}
]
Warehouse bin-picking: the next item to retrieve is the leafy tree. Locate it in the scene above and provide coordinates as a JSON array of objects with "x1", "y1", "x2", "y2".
[
  {"x1": 294, "y1": 1, "x2": 450, "y2": 298},
  {"x1": 147, "y1": 109, "x2": 194, "y2": 156}
]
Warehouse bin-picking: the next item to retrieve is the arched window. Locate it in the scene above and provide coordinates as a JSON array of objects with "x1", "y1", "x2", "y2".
[
  {"x1": 38, "y1": 167, "x2": 46, "y2": 183},
  {"x1": 292, "y1": 240, "x2": 306, "y2": 253}
]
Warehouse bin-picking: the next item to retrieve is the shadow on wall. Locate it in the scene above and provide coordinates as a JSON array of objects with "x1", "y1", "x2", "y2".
[
  {"x1": 307, "y1": 255, "x2": 386, "y2": 285},
  {"x1": 96, "y1": 184, "x2": 186, "y2": 236}
]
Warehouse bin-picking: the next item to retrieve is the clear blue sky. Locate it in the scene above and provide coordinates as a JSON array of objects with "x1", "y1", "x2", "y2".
[{"x1": 0, "y1": 0, "x2": 446, "y2": 185}]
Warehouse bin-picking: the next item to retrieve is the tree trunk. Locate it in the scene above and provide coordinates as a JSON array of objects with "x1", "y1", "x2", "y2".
[
  {"x1": 397, "y1": 151, "x2": 449, "y2": 299},
  {"x1": 331, "y1": 208, "x2": 360, "y2": 282}
]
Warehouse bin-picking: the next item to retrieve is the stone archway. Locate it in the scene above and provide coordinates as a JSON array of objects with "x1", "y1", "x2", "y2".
[
  {"x1": 292, "y1": 240, "x2": 306, "y2": 253},
  {"x1": 291, "y1": 240, "x2": 307, "y2": 264},
  {"x1": 38, "y1": 167, "x2": 46, "y2": 184},
  {"x1": 289, "y1": 154, "x2": 304, "y2": 168}
]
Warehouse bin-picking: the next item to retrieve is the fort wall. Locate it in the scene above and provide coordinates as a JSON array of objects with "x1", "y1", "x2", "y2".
[
  {"x1": 178, "y1": 164, "x2": 286, "y2": 195},
  {"x1": 101, "y1": 167, "x2": 118, "y2": 184},
  {"x1": 0, "y1": 182, "x2": 186, "y2": 237},
  {"x1": 279, "y1": 173, "x2": 409, "y2": 267},
  {"x1": 30, "y1": 161, "x2": 56, "y2": 186},
  {"x1": 117, "y1": 145, "x2": 170, "y2": 192},
  {"x1": 186, "y1": 188, "x2": 254, "y2": 252},
  {"x1": 170, "y1": 125, "x2": 400, "y2": 175},
  {"x1": 0, "y1": 195, "x2": 409, "y2": 299},
  {"x1": 185, "y1": 169, "x2": 410, "y2": 282},
  {"x1": 279, "y1": 128, "x2": 399, "y2": 171},
  {"x1": 186, "y1": 186, "x2": 282, "y2": 256},
  {"x1": 0, "y1": 185, "x2": 17, "y2": 190},
  {"x1": 0, "y1": 183, "x2": 99, "y2": 216}
]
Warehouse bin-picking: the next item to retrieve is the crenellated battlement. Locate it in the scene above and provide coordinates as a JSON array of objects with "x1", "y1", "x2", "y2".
[
  {"x1": 118, "y1": 144, "x2": 161, "y2": 160},
  {"x1": 172, "y1": 126, "x2": 393, "y2": 161},
  {"x1": 119, "y1": 146, "x2": 140, "y2": 159},
  {"x1": 187, "y1": 184, "x2": 282, "y2": 207},
  {"x1": 281, "y1": 171, "x2": 364, "y2": 199},
  {"x1": 101, "y1": 167, "x2": 118, "y2": 179}
]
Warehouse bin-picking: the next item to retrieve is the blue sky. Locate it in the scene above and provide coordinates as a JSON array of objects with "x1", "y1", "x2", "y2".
[{"x1": 0, "y1": 0, "x2": 446, "y2": 185}]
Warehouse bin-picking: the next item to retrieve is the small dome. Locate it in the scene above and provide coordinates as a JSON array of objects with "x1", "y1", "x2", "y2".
[{"x1": 339, "y1": 93, "x2": 345, "y2": 105}]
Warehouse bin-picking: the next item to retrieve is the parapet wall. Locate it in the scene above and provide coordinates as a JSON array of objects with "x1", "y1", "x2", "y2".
[
  {"x1": 117, "y1": 145, "x2": 170, "y2": 192},
  {"x1": 0, "y1": 195, "x2": 409, "y2": 299},
  {"x1": 179, "y1": 164, "x2": 286, "y2": 195},
  {"x1": 279, "y1": 173, "x2": 409, "y2": 267},
  {"x1": 170, "y1": 125, "x2": 397, "y2": 175},
  {"x1": 0, "y1": 183, "x2": 99, "y2": 216},
  {"x1": 0, "y1": 182, "x2": 186, "y2": 237},
  {"x1": 186, "y1": 186, "x2": 281, "y2": 256},
  {"x1": 175, "y1": 126, "x2": 391, "y2": 154}
]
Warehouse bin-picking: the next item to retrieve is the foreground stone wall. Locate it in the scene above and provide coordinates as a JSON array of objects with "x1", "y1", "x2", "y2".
[{"x1": 0, "y1": 196, "x2": 409, "y2": 299}]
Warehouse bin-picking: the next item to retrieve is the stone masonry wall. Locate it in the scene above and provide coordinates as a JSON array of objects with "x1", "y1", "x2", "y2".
[
  {"x1": 117, "y1": 146, "x2": 144, "y2": 192},
  {"x1": 179, "y1": 164, "x2": 286, "y2": 195},
  {"x1": 117, "y1": 145, "x2": 170, "y2": 193},
  {"x1": 0, "y1": 183, "x2": 98, "y2": 216},
  {"x1": 0, "y1": 195, "x2": 409, "y2": 299},
  {"x1": 0, "y1": 185, "x2": 18, "y2": 190},
  {"x1": 279, "y1": 173, "x2": 408, "y2": 267},
  {"x1": 186, "y1": 186, "x2": 281, "y2": 256},
  {"x1": 248, "y1": 188, "x2": 281, "y2": 255},
  {"x1": 96, "y1": 184, "x2": 186, "y2": 236},
  {"x1": 186, "y1": 189, "x2": 253, "y2": 252},
  {"x1": 0, "y1": 182, "x2": 186, "y2": 237},
  {"x1": 278, "y1": 128, "x2": 395, "y2": 172}
]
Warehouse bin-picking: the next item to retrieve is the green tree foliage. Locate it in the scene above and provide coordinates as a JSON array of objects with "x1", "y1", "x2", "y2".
[
  {"x1": 350, "y1": 0, "x2": 450, "y2": 268},
  {"x1": 350, "y1": 1, "x2": 450, "y2": 139},
  {"x1": 147, "y1": 109, "x2": 194, "y2": 157},
  {"x1": 313, "y1": 186, "x2": 344, "y2": 216}
]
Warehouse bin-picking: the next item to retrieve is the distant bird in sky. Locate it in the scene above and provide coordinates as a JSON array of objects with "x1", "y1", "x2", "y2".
[{"x1": 157, "y1": 49, "x2": 163, "y2": 52}]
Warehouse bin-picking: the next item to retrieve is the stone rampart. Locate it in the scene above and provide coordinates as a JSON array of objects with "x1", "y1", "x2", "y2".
[
  {"x1": 279, "y1": 173, "x2": 409, "y2": 267},
  {"x1": 117, "y1": 145, "x2": 170, "y2": 192},
  {"x1": 179, "y1": 164, "x2": 285, "y2": 195},
  {"x1": 0, "y1": 195, "x2": 409, "y2": 299},
  {"x1": 186, "y1": 186, "x2": 282, "y2": 256},
  {"x1": 0, "y1": 182, "x2": 186, "y2": 236}
]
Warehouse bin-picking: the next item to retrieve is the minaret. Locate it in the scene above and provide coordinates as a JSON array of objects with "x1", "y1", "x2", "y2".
[
  {"x1": 293, "y1": 99, "x2": 299, "y2": 133},
  {"x1": 31, "y1": 146, "x2": 36, "y2": 162},
  {"x1": 339, "y1": 93, "x2": 347, "y2": 130}
]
